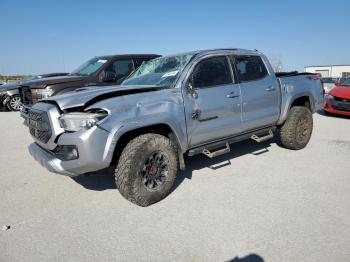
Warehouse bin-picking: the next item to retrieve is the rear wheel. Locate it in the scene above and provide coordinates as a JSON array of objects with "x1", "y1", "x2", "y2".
[
  {"x1": 7, "y1": 95, "x2": 23, "y2": 111},
  {"x1": 115, "y1": 134, "x2": 179, "y2": 207},
  {"x1": 280, "y1": 106, "x2": 313, "y2": 150}
]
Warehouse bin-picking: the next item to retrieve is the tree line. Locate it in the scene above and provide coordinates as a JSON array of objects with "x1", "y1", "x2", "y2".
[{"x1": 0, "y1": 75, "x2": 32, "y2": 81}]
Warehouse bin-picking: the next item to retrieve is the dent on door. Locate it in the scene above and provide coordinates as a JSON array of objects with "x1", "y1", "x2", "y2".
[{"x1": 184, "y1": 55, "x2": 244, "y2": 146}]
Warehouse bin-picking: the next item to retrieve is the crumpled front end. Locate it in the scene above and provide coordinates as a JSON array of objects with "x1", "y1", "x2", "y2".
[{"x1": 22, "y1": 102, "x2": 113, "y2": 176}]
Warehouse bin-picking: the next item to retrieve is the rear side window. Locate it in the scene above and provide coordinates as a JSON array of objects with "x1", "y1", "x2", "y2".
[
  {"x1": 234, "y1": 56, "x2": 268, "y2": 82},
  {"x1": 192, "y1": 56, "x2": 232, "y2": 88}
]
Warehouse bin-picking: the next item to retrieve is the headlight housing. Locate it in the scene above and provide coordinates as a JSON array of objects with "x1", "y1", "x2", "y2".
[
  {"x1": 41, "y1": 86, "x2": 54, "y2": 99},
  {"x1": 59, "y1": 110, "x2": 108, "y2": 132}
]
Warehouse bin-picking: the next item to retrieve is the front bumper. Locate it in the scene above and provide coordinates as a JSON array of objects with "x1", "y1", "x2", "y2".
[
  {"x1": 28, "y1": 124, "x2": 112, "y2": 176},
  {"x1": 324, "y1": 98, "x2": 350, "y2": 117},
  {"x1": 28, "y1": 143, "x2": 77, "y2": 176},
  {"x1": 23, "y1": 103, "x2": 118, "y2": 176}
]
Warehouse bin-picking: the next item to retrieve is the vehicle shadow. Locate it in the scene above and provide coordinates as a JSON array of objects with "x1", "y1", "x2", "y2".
[
  {"x1": 171, "y1": 138, "x2": 273, "y2": 193},
  {"x1": 317, "y1": 109, "x2": 350, "y2": 119},
  {"x1": 72, "y1": 166, "x2": 116, "y2": 191},
  {"x1": 72, "y1": 138, "x2": 274, "y2": 192},
  {"x1": 227, "y1": 253, "x2": 264, "y2": 262}
]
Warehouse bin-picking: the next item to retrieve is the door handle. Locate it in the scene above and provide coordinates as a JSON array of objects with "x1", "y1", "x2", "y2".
[
  {"x1": 226, "y1": 92, "x2": 240, "y2": 98},
  {"x1": 265, "y1": 86, "x2": 276, "y2": 91}
]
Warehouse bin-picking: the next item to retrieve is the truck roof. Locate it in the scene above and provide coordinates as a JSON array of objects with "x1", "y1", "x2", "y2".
[
  {"x1": 96, "y1": 49, "x2": 261, "y2": 61},
  {"x1": 163, "y1": 48, "x2": 261, "y2": 58},
  {"x1": 96, "y1": 54, "x2": 161, "y2": 60}
]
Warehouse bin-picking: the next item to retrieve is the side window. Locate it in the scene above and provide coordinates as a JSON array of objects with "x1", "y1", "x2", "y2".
[
  {"x1": 106, "y1": 59, "x2": 134, "y2": 81},
  {"x1": 192, "y1": 56, "x2": 232, "y2": 88},
  {"x1": 234, "y1": 56, "x2": 268, "y2": 82}
]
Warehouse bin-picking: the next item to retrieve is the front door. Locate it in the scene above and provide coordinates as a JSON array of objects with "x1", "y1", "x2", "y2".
[{"x1": 183, "y1": 56, "x2": 243, "y2": 147}]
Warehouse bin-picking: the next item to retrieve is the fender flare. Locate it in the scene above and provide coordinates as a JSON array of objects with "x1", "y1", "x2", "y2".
[{"x1": 105, "y1": 121, "x2": 187, "y2": 170}]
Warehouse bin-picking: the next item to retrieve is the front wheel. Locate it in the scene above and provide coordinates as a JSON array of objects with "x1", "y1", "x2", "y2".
[
  {"x1": 115, "y1": 134, "x2": 179, "y2": 207},
  {"x1": 7, "y1": 95, "x2": 23, "y2": 111},
  {"x1": 279, "y1": 106, "x2": 313, "y2": 150}
]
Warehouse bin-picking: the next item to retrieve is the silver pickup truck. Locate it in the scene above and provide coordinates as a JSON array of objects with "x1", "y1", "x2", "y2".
[{"x1": 21, "y1": 49, "x2": 324, "y2": 206}]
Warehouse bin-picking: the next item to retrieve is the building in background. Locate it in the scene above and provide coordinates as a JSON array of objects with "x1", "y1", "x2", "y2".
[{"x1": 304, "y1": 65, "x2": 350, "y2": 78}]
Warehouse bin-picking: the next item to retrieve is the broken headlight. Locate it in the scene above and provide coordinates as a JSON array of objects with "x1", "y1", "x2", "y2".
[{"x1": 59, "y1": 110, "x2": 108, "y2": 132}]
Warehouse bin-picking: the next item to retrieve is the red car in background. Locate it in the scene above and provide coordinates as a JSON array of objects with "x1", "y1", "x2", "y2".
[{"x1": 324, "y1": 78, "x2": 350, "y2": 116}]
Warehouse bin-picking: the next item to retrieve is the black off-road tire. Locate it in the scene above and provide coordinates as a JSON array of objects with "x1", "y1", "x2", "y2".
[
  {"x1": 7, "y1": 95, "x2": 23, "y2": 111},
  {"x1": 115, "y1": 134, "x2": 179, "y2": 207},
  {"x1": 280, "y1": 106, "x2": 313, "y2": 150}
]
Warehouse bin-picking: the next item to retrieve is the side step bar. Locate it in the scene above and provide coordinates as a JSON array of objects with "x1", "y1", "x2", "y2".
[
  {"x1": 202, "y1": 143, "x2": 230, "y2": 158},
  {"x1": 188, "y1": 127, "x2": 275, "y2": 157},
  {"x1": 251, "y1": 129, "x2": 274, "y2": 143}
]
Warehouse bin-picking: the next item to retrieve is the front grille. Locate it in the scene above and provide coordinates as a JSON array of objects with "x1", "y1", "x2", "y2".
[
  {"x1": 28, "y1": 109, "x2": 52, "y2": 143},
  {"x1": 19, "y1": 86, "x2": 33, "y2": 105},
  {"x1": 331, "y1": 100, "x2": 350, "y2": 112},
  {"x1": 334, "y1": 96, "x2": 350, "y2": 103},
  {"x1": 30, "y1": 89, "x2": 44, "y2": 104},
  {"x1": 19, "y1": 87, "x2": 44, "y2": 105}
]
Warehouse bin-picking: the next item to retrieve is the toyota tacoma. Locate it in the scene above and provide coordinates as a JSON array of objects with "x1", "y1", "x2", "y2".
[{"x1": 21, "y1": 49, "x2": 324, "y2": 206}]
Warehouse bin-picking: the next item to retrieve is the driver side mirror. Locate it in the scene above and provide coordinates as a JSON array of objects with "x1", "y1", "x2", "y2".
[
  {"x1": 100, "y1": 70, "x2": 116, "y2": 82},
  {"x1": 334, "y1": 81, "x2": 341, "y2": 87},
  {"x1": 186, "y1": 75, "x2": 198, "y2": 99}
]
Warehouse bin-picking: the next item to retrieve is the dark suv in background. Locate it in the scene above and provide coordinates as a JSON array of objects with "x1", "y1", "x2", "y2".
[{"x1": 19, "y1": 54, "x2": 160, "y2": 106}]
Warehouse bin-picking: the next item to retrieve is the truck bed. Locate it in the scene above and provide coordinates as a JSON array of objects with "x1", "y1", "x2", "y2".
[{"x1": 276, "y1": 72, "x2": 324, "y2": 125}]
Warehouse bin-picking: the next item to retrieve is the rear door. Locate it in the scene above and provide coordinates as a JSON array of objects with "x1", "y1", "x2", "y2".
[
  {"x1": 232, "y1": 55, "x2": 280, "y2": 131},
  {"x1": 183, "y1": 55, "x2": 243, "y2": 146}
]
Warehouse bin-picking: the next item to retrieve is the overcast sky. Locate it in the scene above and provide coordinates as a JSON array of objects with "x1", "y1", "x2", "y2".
[{"x1": 1, "y1": 0, "x2": 349, "y2": 75}]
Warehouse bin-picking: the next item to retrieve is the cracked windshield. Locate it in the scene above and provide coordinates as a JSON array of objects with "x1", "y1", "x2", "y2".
[{"x1": 122, "y1": 54, "x2": 194, "y2": 88}]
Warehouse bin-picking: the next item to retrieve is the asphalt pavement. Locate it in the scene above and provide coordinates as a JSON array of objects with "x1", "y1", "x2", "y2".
[{"x1": 1, "y1": 111, "x2": 349, "y2": 262}]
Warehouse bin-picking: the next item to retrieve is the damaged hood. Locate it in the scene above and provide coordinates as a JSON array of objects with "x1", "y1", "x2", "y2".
[
  {"x1": 21, "y1": 75, "x2": 87, "y2": 89},
  {"x1": 43, "y1": 85, "x2": 164, "y2": 110}
]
